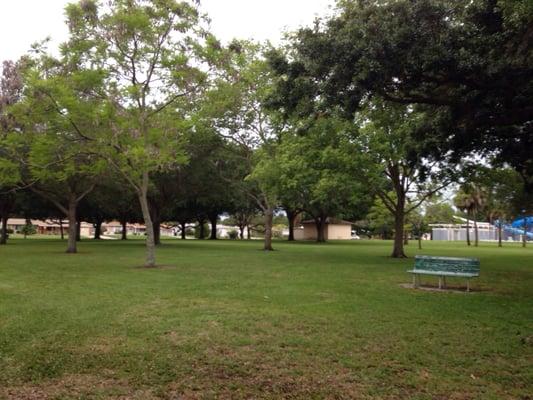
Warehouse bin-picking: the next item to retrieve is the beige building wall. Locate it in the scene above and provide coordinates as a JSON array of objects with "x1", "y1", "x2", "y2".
[
  {"x1": 80, "y1": 225, "x2": 93, "y2": 237},
  {"x1": 302, "y1": 223, "x2": 352, "y2": 240},
  {"x1": 303, "y1": 224, "x2": 318, "y2": 240},
  {"x1": 327, "y1": 224, "x2": 352, "y2": 240},
  {"x1": 293, "y1": 227, "x2": 305, "y2": 240}
]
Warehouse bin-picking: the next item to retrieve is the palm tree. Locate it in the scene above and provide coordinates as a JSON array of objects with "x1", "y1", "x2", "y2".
[
  {"x1": 454, "y1": 185, "x2": 487, "y2": 247},
  {"x1": 454, "y1": 190, "x2": 473, "y2": 246}
]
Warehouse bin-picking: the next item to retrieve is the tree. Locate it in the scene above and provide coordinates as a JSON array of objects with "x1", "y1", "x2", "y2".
[
  {"x1": 470, "y1": 166, "x2": 520, "y2": 247},
  {"x1": 366, "y1": 198, "x2": 395, "y2": 240},
  {"x1": 454, "y1": 184, "x2": 487, "y2": 247},
  {"x1": 20, "y1": 221, "x2": 36, "y2": 238},
  {"x1": 268, "y1": 0, "x2": 533, "y2": 191},
  {"x1": 0, "y1": 192, "x2": 15, "y2": 245},
  {"x1": 227, "y1": 192, "x2": 260, "y2": 240},
  {"x1": 409, "y1": 208, "x2": 429, "y2": 250},
  {"x1": 205, "y1": 41, "x2": 281, "y2": 251},
  {"x1": 0, "y1": 60, "x2": 24, "y2": 245},
  {"x1": 175, "y1": 128, "x2": 235, "y2": 241},
  {"x1": 424, "y1": 197, "x2": 455, "y2": 225},
  {"x1": 1, "y1": 51, "x2": 107, "y2": 253},
  {"x1": 510, "y1": 185, "x2": 533, "y2": 248},
  {"x1": 63, "y1": 0, "x2": 212, "y2": 266},
  {"x1": 454, "y1": 190, "x2": 473, "y2": 246},
  {"x1": 275, "y1": 116, "x2": 369, "y2": 242},
  {"x1": 355, "y1": 100, "x2": 451, "y2": 257}
]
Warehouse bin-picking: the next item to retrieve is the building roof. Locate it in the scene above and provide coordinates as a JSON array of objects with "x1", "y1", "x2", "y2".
[
  {"x1": 8, "y1": 218, "x2": 91, "y2": 228},
  {"x1": 301, "y1": 218, "x2": 353, "y2": 226}
]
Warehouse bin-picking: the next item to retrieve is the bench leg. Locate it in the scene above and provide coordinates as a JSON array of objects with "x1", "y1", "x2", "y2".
[
  {"x1": 466, "y1": 279, "x2": 470, "y2": 292},
  {"x1": 443, "y1": 276, "x2": 447, "y2": 289},
  {"x1": 439, "y1": 276, "x2": 442, "y2": 289},
  {"x1": 413, "y1": 274, "x2": 419, "y2": 288}
]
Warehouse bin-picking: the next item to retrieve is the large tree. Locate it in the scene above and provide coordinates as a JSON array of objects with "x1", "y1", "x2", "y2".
[
  {"x1": 274, "y1": 116, "x2": 370, "y2": 242},
  {"x1": 0, "y1": 52, "x2": 106, "y2": 253},
  {"x1": 205, "y1": 41, "x2": 282, "y2": 251},
  {"x1": 355, "y1": 100, "x2": 451, "y2": 257},
  {"x1": 61, "y1": 0, "x2": 212, "y2": 266},
  {"x1": 268, "y1": 0, "x2": 533, "y2": 191},
  {"x1": 0, "y1": 60, "x2": 24, "y2": 245},
  {"x1": 454, "y1": 183, "x2": 487, "y2": 247}
]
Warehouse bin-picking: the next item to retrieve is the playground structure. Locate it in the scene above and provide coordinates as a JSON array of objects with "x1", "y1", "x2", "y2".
[
  {"x1": 430, "y1": 216, "x2": 533, "y2": 242},
  {"x1": 501, "y1": 217, "x2": 533, "y2": 240}
]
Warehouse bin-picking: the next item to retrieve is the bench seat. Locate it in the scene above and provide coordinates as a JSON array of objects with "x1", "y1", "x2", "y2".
[
  {"x1": 407, "y1": 270, "x2": 479, "y2": 278},
  {"x1": 408, "y1": 255, "x2": 480, "y2": 291}
]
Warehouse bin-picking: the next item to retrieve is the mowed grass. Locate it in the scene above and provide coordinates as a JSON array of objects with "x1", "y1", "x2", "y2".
[{"x1": 0, "y1": 239, "x2": 531, "y2": 399}]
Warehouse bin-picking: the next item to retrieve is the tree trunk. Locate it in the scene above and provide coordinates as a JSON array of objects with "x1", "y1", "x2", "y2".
[
  {"x1": 66, "y1": 198, "x2": 78, "y2": 254},
  {"x1": 498, "y1": 220, "x2": 502, "y2": 247},
  {"x1": 138, "y1": 173, "x2": 156, "y2": 267},
  {"x1": 286, "y1": 209, "x2": 296, "y2": 241},
  {"x1": 239, "y1": 226, "x2": 245, "y2": 240},
  {"x1": 391, "y1": 208, "x2": 407, "y2": 258},
  {"x1": 209, "y1": 213, "x2": 218, "y2": 240},
  {"x1": 153, "y1": 219, "x2": 161, "y2": 246},
  {"x1": 180, "y1": 222, "x2": 187, "y2": 240},
  {"x1": 94, "y1": 220, "x2": 102, "y2": 240},
  {"x1": 403, "y1": 230, "x2": 409, "y2": 245},
  {"x1": 0, "y1": 214, "x2": 8, "y2": 245},
  {"x1": 522, "y1": 216, "x2": 527, "y2": 247},
  {"x1": 121, "y1": 218, "x2": 128, "y2": 240},
  {"x1": 418, "y1": 235, "x2": 422, "y2": 250},
  {"x1": 389, "y1": 184, "x2": 408, "y2": 258},
  {"x1": 473, "y1": 209, "x2": 479, "y2": 247},
  {"x1": 247, "y1": 225, "x2": 251, "y2": 240},
  {"x1": 198, "y1": 219, "x2": 206, "y2": 240},
  {"x1": 0, "y1": 197, "x2": 13, "y2": 245},
  {"x1": 150, "y1": 204, "x2": 161, "y2": 246},
  {"x1": 59, "y1": 220, "x2": 64, "y2": 240},
  {"x1": 263, "y1": 206, "x2": 274, "y2": 251},
  {"x1": 466, "y1": 217, "x2": 471, "y2": 246},
  {"x1": 76, "y1": 216, "x2": 81, "y2": 242},
  {"x1": 315, "y1": 215, "x2": 327, "y2": 243}
]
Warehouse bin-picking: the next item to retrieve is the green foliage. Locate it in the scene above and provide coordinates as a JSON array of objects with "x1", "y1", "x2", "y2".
[
  {"x1": 20, "y1": 223, "x2": 36, "y2": 236},
  {"x1": 269, "y1": 0, "x2": 533, "y2": 190},
  {"x1": 227, "y1": 229, "x2": 239, "y2": 240},
  {"x1": 204, "y1": 41, "x2": 281, "y2": 210},
  {"x1": 275, "y1": 116, "x2": 370, "y2": 219},
  {"x1": 367, "y1": 197, "x2": 395, "y2": 239},
  {"x1": 194, "y1": 223, "x2": 210, "y2": 240},
  {"x1": 424, "y1": 198, "x2": 456, "y2": 224}
]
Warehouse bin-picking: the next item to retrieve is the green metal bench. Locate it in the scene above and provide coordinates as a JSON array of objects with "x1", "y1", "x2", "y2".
[{"x1": 408, "y1": 255, "x2": 480, "y2": 292}]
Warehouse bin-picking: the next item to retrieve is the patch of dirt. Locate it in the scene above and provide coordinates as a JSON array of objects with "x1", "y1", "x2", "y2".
[
  {"x1": 132, "y1": 265, "x2": 177, "y2": 270},
  {"x1": 82, "y1": 337, "x2": 124, "y2": 355},
  {"x1": 399, "y1": 283, "x2": 484, "y2": 293},
  {"x1": 0, "y1": 374, "x2": 157, "y2": 400},
  {"x1": 163, "y1": 345, "x2": 366, "y2": 399}
]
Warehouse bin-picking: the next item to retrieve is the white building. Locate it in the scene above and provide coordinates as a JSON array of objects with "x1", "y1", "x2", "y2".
[{"x1": 431, "y1": 217, "x2": 498, "y2": 241}]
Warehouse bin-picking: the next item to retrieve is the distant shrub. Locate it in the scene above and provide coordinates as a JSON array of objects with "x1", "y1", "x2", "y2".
[
  {"x1": 20, "y1": 223, "x2": 36, "y2": 237},
  {"x1": 194, "y1": 223, "x2": 210, "y2": 239},
  {"x1": 227, "y1": 229, "x2": 239, "y2": 240},
  {"x1": 272, "y1": 225, "x2": 285, "y2": 239}
]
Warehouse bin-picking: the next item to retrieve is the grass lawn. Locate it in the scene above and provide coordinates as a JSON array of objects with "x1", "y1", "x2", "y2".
[{"x1": 0, "y1": 239, "x2": 531, "y2": 399}]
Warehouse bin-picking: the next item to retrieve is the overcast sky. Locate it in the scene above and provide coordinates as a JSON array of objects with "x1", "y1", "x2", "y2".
[{"x1": 0, "y1": 0, "x2": 334, "y2": 63}]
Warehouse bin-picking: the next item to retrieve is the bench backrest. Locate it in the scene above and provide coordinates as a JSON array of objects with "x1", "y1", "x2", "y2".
[{"x1": 414, "y1": 255, "x2": 480, "y2": 275}]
